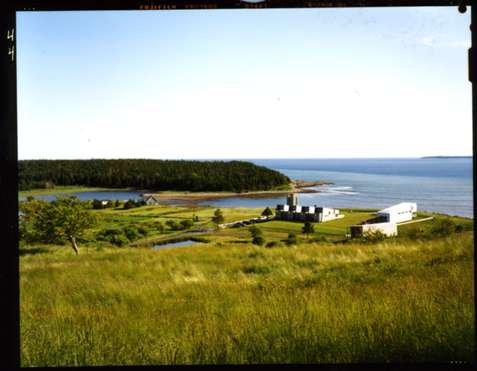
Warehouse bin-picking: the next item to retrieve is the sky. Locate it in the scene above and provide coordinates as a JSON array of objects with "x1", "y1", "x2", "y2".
[{"x1": 16, "y1": 7, "x2": 472, "y2": 160}]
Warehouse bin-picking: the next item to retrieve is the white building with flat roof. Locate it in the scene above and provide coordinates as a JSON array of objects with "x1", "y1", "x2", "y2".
[
  {"x1": 350, "y1": 222, "x2": 398, "y2": 238},
  {"x1": 376, "y1": 202, "x2": 417, "y2": 224},
  {"x1": 275, "y1": 193, "x2": 343, "y2": 223}
]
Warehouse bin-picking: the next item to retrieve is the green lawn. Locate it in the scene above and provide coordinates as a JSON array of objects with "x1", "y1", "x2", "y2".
[{"x1": 80, "y1": 204, "x2": 475, "y2": 247}]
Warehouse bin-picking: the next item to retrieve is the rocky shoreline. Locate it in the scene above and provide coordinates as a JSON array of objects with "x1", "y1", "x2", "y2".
[{"x1": 144, "y1": 179, "x2": 334, "y2": 201}]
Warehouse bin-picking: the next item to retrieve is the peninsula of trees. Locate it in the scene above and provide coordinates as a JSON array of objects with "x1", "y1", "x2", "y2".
[{"x1": 19, "y1": 159, "x2": 291, "y2": 192}]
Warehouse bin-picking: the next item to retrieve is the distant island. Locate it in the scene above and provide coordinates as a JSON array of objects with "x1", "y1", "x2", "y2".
[
  {"x1": 19, "y1": 159, "x2": 291, "y2": 193},
  {"x1": 421, "y1": 156, "x2": 472, "y2": 159}
]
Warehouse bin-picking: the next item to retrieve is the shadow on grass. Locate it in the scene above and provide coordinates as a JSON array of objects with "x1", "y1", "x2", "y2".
[{"x1": 19, "y1": 247, "x2": 49, "y2": 256}]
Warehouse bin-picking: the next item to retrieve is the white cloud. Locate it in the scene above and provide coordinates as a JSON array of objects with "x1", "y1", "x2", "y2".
[{"x1": 416, "y1": 35, "x2": 470, "y2": 48}]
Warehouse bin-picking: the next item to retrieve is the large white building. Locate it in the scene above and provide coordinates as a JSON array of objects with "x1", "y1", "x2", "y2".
[
  {"x1": 376, "y1": 202, "x2": 417, "y2": 224},
  {"x1": 350, "y1": 202, "x2": 418, "y2": 238},
  {"x1": 275, "y1": 194, "x2": 343, "y2": 223}
]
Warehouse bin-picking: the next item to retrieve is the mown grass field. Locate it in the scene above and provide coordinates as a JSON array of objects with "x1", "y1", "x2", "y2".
[{"x1": 19, "y1": 204, "x2": 475, "y2": 365}]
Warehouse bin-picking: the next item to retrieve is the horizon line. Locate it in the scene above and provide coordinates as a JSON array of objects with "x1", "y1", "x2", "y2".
[{"x1": 17, "y1": 156, "x2": 473, "y2": 162}]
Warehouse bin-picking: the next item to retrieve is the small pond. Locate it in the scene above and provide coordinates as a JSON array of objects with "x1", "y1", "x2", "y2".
[{"x1": 153, "y1": 239, "x2": 202, "y2": 250}]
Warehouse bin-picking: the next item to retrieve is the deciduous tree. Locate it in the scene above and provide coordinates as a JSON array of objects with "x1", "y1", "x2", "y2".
[
  {"x1": 21, "y1": 195, "x2": 96, "y2": 254},
  {"x1": 302, "y1": 222, "x2": 315, "y2": 239}
]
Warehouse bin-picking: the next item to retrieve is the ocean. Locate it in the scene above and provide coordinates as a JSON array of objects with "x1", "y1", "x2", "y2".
[
  {"x1": 199, "y1": 158, "x2": 473, "y2": 218},
  {"x1": 20, "y1": 158, "x2": 473, "y2": 218}
]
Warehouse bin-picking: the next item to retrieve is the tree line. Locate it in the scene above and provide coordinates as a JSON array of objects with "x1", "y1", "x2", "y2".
[{"x1": 19, "y1": 159, "x2": 290, "y2": 192}]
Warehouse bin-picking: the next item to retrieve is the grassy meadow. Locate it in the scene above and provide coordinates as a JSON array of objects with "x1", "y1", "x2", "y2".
[{"x1": 19, "y1": 204, "x2": 475, "y2": 365}]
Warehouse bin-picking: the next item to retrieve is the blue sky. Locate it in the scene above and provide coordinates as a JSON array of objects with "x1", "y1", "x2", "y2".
[{"x1": 17, "y1": 7, "x2": 471, "y2": 159}]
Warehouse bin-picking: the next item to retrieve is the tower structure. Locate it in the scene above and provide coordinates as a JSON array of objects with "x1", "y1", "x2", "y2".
[{"x1": 286, "y1": 193, "x2": 298, "y2": 206}]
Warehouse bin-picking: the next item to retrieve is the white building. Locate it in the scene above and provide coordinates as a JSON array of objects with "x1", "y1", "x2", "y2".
[
  {"x1": 320, "y1": 207, "x2": 343, "y2": 222},
  {"x1": 350, "y1": 222, "x2": 398, "y2": 238},
  {"x1": 275, "y1": 194, "x2": 343, "y2": 223},
  {"x1": 377, "y1": 202, "x2": 417, "y2": 224},
  {"x1": 143, "y1": 195, "x2": 160, "y2": 205}
]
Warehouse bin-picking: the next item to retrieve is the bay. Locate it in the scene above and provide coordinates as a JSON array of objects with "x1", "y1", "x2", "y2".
[{"x1": 19, "y1": 158, "x2": 473, "y2": 218}]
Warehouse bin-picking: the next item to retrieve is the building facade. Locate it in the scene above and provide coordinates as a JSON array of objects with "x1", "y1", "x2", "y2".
[
  {"x1": 350, "y1": 202, "x2": 417, "y2": 238},
  {"x1": 275, "y1": 194, "x2": 342, "y2": 223},
  {"x1": 376, "y1": 202, "x2": 417, "y2": 224},
  {"x1": 350, "y1": 222, "x2": 398, "y2": 238}
]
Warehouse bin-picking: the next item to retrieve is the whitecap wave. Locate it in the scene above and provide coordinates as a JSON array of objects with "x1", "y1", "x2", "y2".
[{"x1": 321, "y1": 186, "x2": 358, "y2": 195}]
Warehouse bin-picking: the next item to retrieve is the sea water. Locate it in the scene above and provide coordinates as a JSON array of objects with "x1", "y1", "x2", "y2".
[
  {"x1": 19, "y1": 158, "x2": 473, "y2": 218},
  {"x1": 200, "y1": 158, "x2": 473, "y2": 218}
]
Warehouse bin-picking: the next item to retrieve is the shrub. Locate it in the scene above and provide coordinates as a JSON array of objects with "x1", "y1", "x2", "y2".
[
  {"x1": 249, "y1": 225, "x2": 263, "y2": 238},
  {"x1": 360, "y1": 230, "x2": 387, "y2": 243},
  {"x1": 180, "y1": 219, "x2": 194, "y2": 229},
  {"x1": 92, "y1": 199, "x2": 103, "y2": 209},
  {"x1": 261, "y1": 207, "x2": 273, "y2": 217},
  {"x1": 137, "y1": 226, "x2": 149, "y2": 236},
  {"x1": 151, "y1": 221, "x2": 164, "y2": 233},
  {"x1": 252, "y1": 236, "x2": 265, "y2": 246},
  {"x1": 96, "y1": 228, "x2": 129, "y2": 246},
  {"x1": 285, "y1": 233, "x2": 297, "y2": 246},
  {"x1": 242, "y1": 264, "x2": 272, "y2": 274},
  {"x1": 430, "y1": 218, "x2": 456, "y2": 237},
  {"x1": 122, "y1": 226, "x2": 141, "y2": 241},
  {"x1": 166, "y1": 220, "x2": 182, "y2": 231},
  {"x1": 302, "y1": 222, "x2": 315, "y2": 238},
  {"x1": 405, "y1": 228, "x2": 423, "y2": 240},
  {"x1": 312, "y1": 235, "x2": 329, "y2": 243},
  {"x1": 110, "y1": 234, "x2": 129, "y2": 247},
  {"x1": 123, "y1": 200, "x2": 136, "y2": 209},
  {"x1": 265, "y1": 241, "x2": 282, "y2": 248}
]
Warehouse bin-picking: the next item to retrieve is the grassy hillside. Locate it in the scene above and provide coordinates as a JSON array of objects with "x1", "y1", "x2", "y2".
[{"x1": 20, "y1": 223, "x2": 474, "y2": 365}]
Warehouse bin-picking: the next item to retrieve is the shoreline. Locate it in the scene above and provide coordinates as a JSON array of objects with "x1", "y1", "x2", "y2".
[{"x1": 145, "y1": 180, "x2": 334, "y2": 201}]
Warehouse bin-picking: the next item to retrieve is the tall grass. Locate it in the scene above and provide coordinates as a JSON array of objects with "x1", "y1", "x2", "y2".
[{"x1": 20, "y1": 232, "x2": 474, "y2": 365}]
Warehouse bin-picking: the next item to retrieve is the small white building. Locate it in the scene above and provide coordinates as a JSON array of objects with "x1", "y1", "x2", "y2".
[
  {"x1": 377, "y1": 202, "x2": 417, "y2": 224},
  {"x1": 143, "y1": 195, "x2": 160, "y2": 205},
  {"x1": 350, "y1": 222, "x2": 398, "y2": 238},
  {"x1": 319, "y1": 207, "x2": 343, "y2": 222}
]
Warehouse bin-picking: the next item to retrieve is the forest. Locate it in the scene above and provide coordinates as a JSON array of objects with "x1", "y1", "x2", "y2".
[{"x1": 18, "y1": 159, "x2": 290, "y2": 192}]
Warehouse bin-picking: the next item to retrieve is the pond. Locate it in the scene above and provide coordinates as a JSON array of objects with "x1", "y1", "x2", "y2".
[{"x1": 153, "y1": 239, "x2": 202, "y2": 250}]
